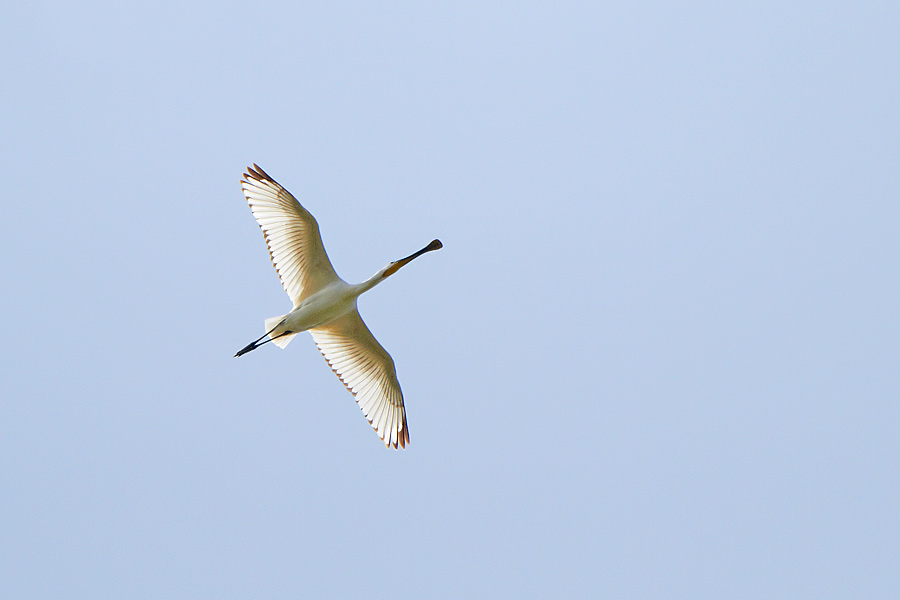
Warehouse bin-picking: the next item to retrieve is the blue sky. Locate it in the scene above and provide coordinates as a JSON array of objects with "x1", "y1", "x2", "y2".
[{"x1": 1, "y1": 1, "x2": 898, "y2": 598}]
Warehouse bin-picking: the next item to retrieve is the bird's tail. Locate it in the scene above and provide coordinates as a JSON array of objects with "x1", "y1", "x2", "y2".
[{"x1": 265, "y1": 315, "x2": 298, "y2": 349}]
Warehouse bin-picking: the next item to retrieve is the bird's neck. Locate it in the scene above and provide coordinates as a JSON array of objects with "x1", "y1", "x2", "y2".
[{"x1": 353, "y1": 270, "x2": 388, "y2": 296}]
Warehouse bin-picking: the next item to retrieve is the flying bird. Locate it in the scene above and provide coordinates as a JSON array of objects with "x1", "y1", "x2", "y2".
[{"x1": 235, "y1": 165, "x2": 441, "y2": 449}]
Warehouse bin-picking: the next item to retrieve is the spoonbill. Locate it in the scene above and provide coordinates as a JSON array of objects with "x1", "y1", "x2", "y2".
[{"x1": 235, "y1": 165, "x2": 441, "y2": 449}]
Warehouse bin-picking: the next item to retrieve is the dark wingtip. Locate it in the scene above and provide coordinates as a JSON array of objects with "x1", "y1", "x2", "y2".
[
  {"x1": 243, "y1": 164, "x2": 275, "y2": 184},
  {"x1": 428, "y1": 239, "x2": 442, "y2": 251}
]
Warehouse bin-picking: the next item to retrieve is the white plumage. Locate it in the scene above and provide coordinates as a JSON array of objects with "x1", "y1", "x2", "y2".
[{"x1": 235, "y1": 164, "x2": 441, "y2": 449}]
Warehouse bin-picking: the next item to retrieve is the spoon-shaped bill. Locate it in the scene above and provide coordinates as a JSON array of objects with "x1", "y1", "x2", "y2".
[{"x1": 383, "y1": 239, "x2": 442, "y2": 278}]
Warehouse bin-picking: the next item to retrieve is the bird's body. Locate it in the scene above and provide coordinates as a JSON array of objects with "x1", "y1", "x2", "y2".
[
  {"x1": 274, "y1": 280, "x2": 359, "y2": 337},
  {"x1": 235, "y1": 164, "x2": 441, "y2": 449}
]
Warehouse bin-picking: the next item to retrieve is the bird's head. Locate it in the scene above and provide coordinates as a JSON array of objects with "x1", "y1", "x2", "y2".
[{"x1": 381, "y1": 239, "x2": 443, "y2": 279}]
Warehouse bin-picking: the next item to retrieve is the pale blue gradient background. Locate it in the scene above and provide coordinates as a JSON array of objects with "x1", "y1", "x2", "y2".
[{"x1": 2, "y1": 2, "x2": 898, "y2": 598}]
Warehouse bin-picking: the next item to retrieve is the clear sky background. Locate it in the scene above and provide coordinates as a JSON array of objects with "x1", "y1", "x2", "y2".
[{"x1": 1, "y1": 2, "x2": 898, "y2": 598}]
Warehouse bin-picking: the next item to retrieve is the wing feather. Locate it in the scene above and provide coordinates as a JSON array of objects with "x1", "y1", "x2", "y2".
[
  {"x1": 310, "y1": 310, "x2": 409, "y2": 449},
  {"x1": 241, "y1": 165, "x2": 340, "y2": 305}
]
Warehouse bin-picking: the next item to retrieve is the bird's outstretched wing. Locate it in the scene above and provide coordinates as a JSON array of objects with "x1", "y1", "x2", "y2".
[
  {"x1": 241, "y1": 165, "x2": 341, "y2": 305},
  {"x1": 310, "y1": 310, "x2": 409, "y2": 449}
]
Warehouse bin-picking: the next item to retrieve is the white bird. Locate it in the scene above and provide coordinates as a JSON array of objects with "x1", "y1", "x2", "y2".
[{"x1": 235, "y1": 164, "x2": 442, "y2": 449}]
